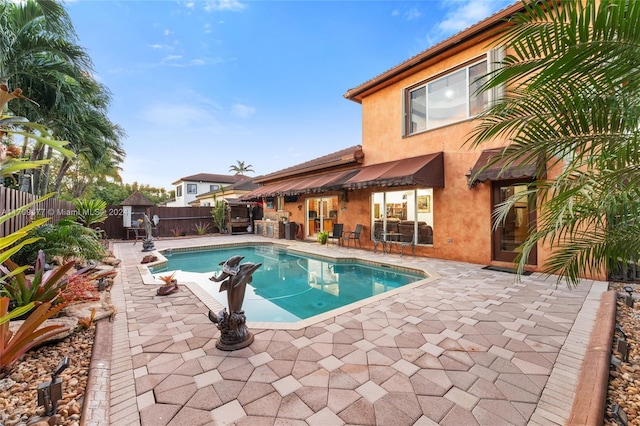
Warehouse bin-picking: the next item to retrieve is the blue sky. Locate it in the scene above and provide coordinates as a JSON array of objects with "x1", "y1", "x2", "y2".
[{"x1": 66, "y1": 0, "x2": 513, "y2": 190}]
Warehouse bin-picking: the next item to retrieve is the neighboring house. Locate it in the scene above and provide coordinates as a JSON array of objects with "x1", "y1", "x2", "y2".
[
  {"x1": 166, "y1": 173, "x2": 245, "y2": 207},
  {"x1": 240, "y1": 3, "x2": 602, "y2": 280},
  {"x1": 189, "y1": 176, "x2": 260, "y2": 207}
]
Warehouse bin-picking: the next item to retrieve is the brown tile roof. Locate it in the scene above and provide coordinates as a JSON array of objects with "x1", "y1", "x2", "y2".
[
  {"x1": 255, "y1": 145, "x2": 364, "y2": 183},
  {"x1": 120, "y1": 190, "x2": 154, "y2": 206},
  {"x1": 195, "y1": 177, "x2": 260, "y2": 199},
  {"x1": 344, "y1": 1, "x2": 522, "y2": 103},
  {"x1": 171, "y1": 173, "x2": 247, "y2": 185}
]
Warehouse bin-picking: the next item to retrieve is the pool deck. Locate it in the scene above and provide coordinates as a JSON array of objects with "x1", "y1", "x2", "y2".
[{"x1": 95, "y1": 235, "x2": 608, "y2": 425}]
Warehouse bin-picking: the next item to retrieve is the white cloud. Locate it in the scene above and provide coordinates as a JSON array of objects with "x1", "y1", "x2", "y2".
[
  {"x1": 139, "y1": 102, "x2": 219, "y2": 127},
  {"x1": 404, "y1": 8, "x2": 422, "y2": 20},
  {"x1": 391, "y1": 9, "x2": 400, "y2": 17},
  {"x1": 164, "y1": 29, "x2": 173, "y2": 36},
  {"x1": 231, "y1": 104, "x2": 255, "y2": 118},
  {"x1": 164, "y1": 54, "x2": 182, "y2": 61},
  {"x1": 149, "y1": 43, "x2": 165, "y2": 49},
  {"x1": 204, "y1": 0, "x2": 246, "y2": 12},
  {"x1": 437, "y1": 0, "x2": 504, "y2": 34}
]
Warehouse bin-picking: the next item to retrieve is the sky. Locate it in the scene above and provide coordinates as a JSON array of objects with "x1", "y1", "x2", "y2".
[{"x1": 65, "y1": 0, "x2": 513, "y2": 190}]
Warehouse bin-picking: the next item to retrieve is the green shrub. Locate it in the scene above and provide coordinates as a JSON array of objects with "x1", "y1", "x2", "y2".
[
  {"x1": 192, "y1": 222, "x2": 210, "y2": 235},
  {"x1": 74, "y1": 198, "x2": 107, "y2": 227},
  {"x1": 11, "y1": 217, "x2": 106, "y2": 266}
]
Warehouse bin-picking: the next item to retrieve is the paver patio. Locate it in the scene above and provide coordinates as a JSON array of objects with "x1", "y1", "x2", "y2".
[{"x1": 101, "y1": 235, "x2": 607, "y2": 425}]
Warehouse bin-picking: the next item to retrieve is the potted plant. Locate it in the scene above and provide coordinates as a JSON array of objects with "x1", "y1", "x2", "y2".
[
  {"x1": 156, "y1": 273, "x2": 179, "y2": 296},
  {"x1": 317, "y1": 231, "x2": 329, "y2": 245}
]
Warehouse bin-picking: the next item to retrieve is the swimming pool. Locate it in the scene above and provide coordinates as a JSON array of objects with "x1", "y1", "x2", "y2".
[{"x1": 151, "y1": 245, "x2": 427, "y2": 322}]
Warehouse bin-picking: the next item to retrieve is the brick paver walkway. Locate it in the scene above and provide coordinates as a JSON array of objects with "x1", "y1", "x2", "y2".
[{"x1": 105, "y1": 235, "x2": 607, "y2": 425}]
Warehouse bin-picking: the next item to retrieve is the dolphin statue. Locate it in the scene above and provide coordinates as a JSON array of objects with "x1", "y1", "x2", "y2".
[{"x1": 210, "y1": 256, "x2": 262, "y2": 314}]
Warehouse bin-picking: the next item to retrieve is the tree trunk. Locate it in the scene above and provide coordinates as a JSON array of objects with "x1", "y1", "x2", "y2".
[
  {"x1": 37, "y1": 146, "x2": 54, "y2": 195},
  {"x1": 53, "y1": 157, "x2": 72, "y2": 194}
]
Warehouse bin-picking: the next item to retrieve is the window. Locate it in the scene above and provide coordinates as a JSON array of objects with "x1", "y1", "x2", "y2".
[
  {"x1": 405, "y1": 56, "x2": 489, "y2": 134},
  {"x1": 210, "y1": 184, "x2": 220, "y2": 192},
  {"x1": 187, "y1": 184, "x2": 197, "y2": 194},
  {"x1": 371, "y1": 189, "x2": 434, "y2": 245},
  {"x1": 176, "y1": 186, "x2": 182, "y2": 197}
]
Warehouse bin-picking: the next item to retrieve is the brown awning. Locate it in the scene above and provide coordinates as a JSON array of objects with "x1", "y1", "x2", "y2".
[
  {"x1": 240, "y1": 169, "x2": 359, "y2": 200},
  {"x1": 343, "y1": 152, "x2": 444, "y2": 190},
  {"x1": 467, "y1": 148, "x2": 540, "y2": 188}
]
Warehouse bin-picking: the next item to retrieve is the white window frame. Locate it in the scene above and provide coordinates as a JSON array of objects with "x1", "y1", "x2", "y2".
[
  {"x1": 403, "y1": 49, "x2": 504, "y2": 136},
  {"x1": 176, "y1": 186, "x2": 182, "y2": 197},
  {"x1": 187, "y1": 184, "x2": 197, "y2": 194}
]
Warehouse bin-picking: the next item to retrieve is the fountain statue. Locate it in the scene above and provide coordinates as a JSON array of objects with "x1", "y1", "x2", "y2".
[
  {"x1": 141, "y1": 213, "x2": 155, "y2": 252},
  {"x1": 208, "y1": 255, "x2": 262, "y2": 350}
]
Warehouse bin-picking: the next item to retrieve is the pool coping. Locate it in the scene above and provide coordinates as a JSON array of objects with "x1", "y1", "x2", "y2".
[{"x1": 138, "y1": 241, "x2": 441, "y2": 330}]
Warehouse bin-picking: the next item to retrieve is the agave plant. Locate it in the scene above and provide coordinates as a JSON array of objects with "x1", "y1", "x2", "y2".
[
  {"x1": 0, "y1": 297, "x2": 68, "y2": 378},
  {"x1": 192, "y1": 222, "x2": 210, "y2": 235}
]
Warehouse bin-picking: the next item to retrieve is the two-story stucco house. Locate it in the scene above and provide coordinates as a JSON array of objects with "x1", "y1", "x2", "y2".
[
  {"x1": 166, "y1": 173, "x2": 245, "y2": 207},
  {"x1": 241, "y1": 3, "x2": 602, "y2": 280}
]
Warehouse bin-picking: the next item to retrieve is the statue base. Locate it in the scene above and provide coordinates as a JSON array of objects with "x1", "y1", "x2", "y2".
[
  {"x1": 208, "y1": 309, "x2": 253, "y2": 351},
  {"x1": 142, "y1": 240, "x2": 155, "y2": 252}
]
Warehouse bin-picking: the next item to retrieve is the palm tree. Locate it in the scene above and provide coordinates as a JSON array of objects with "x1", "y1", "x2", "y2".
[
  {"x1": 469, "y1": 0, "x2": 640, "y2": 285},
  {"x1": 229, "y1": 160, "x2": 254, "y2": 175},
  {"x1": 0, "y1": 0, "x2": 123, "y2": 196}
]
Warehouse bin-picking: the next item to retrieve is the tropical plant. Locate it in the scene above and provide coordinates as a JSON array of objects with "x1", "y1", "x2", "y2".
[
  {"x1": 229, "y1": 160, "x2": 254, "y2": 175},
  {"x1": 1, "y1": 250, "x2": 77, "y2": 309},
  {"x1": 169, "y1": 227, "x2": 184, "y2": 238},
  {"x1": 77, "y1": 308, "x2": 96, "y2": 330},
  {"x1": 10, "y1": 217, "x2": 106, "y2": 266},
  {"x1": 317, "y1": 231, "x2": 329, "y2": 245},
  {"x1": 468, "y1": 0, "x2": 640, "y2": 285},
  {"x1": 74, "y1": 198, "x2": 107, "y2": 227},
  {"x1": 192, "y1": 222, "x2": 210, "y2": 235},
  {"x1": 0, "y1": 0, "x2": 124, "y2": 196},
  {"x1": 0, "y1": 296, "x2": 68, "y2": 378},
  {"x1": 158, "y1": 273, "x2": 176, "y2": 285},
  {"x1": 58, "y1": 274, "x2": 100, "y2": 305},
  {"x1": 211, "y1": 193, "x2": 227, "y2": 234}
]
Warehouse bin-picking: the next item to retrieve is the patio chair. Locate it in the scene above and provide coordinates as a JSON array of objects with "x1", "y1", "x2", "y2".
[
  {"x1": 399, "y1": 234, "x2": 415, "y2": 257},
  {"x1": 373, "y1": 229, "x2": 386, "y2": 254},
  {"x1": 342, "y1": 224, "x2": 363, "y2": 248},
  {"x1": 327, "y1": 223, "x2": 343, "y2": 246}
]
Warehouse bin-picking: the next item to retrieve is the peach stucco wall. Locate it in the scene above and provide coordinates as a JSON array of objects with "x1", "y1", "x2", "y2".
[
  {"x1": 353, "y1": 35, "x2": 603, "y2": 280},
  {"x1": 267, "y1": 32, "x2": 606, "y2": 281},
  {"x1": 352, "y1": 41, "x2": 510, "y2": 267}
]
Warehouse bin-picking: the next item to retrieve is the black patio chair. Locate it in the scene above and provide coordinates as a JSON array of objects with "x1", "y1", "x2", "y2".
[
  {"x1": 327, "y1": 223, "x2": 344, "y2": 246},
  {"x1": 342, "y1": 224, "x2": 363, "y2": 248}
]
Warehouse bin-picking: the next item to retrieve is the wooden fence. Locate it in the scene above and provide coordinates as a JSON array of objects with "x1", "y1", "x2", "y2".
[
  {"x1": 0, "y1": 188, "x2": 219, "y2": 241},
  {"x1": 100, "y1": 206, "x2": 216, "y2": 240},
  {"x1": 0, "y1": 187, "x2": 76, "y2": 238}
]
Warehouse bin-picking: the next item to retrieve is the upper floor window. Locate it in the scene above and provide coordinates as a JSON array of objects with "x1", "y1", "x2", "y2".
[
  {"x1": 405, "y1": 57, "x2": 489, "y2": 134},
  {"x1": 176, "y1": 186, "x2": 182, "y2": 197},
  {"x1": 210, "y1": 184, "x2": 220, "y2": 192},
  {"x1": 187, "y1": 184, "x2": 197, "y2": 194}
]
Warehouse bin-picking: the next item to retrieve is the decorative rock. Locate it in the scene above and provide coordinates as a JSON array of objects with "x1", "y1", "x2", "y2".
[
  {"x1": 101, "y1": 257, "x2": 120, "y2": 266},
  {"x1": 8, "y1": 317, "x2": 78, "y2": 343}
]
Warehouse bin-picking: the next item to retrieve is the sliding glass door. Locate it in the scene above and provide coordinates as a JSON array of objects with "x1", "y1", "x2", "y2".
[{"x1": 306, "y1": 196, "x2": 339, "y2": 238}]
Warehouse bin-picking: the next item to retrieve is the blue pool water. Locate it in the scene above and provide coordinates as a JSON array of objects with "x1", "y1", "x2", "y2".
[{"x1": 152, "y1": 245, "x2": 425, "y2": 322}]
